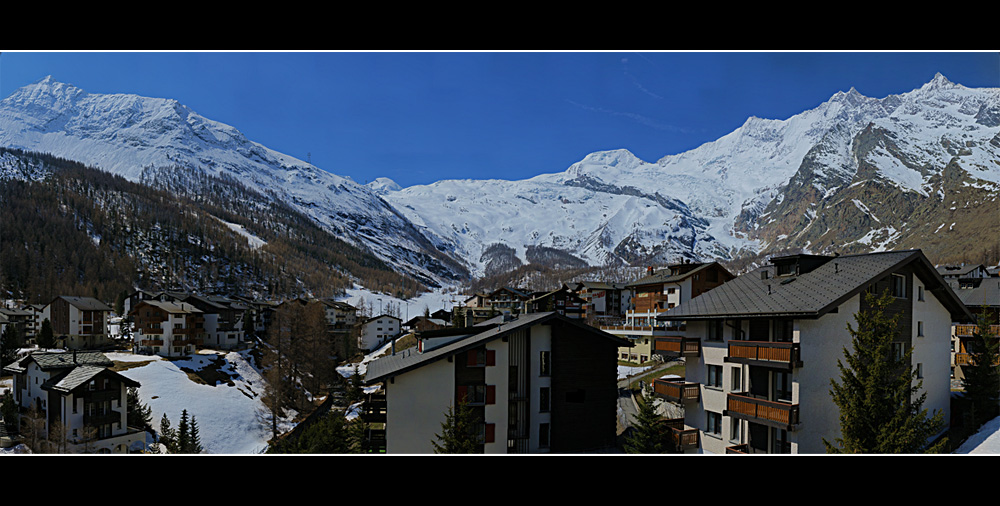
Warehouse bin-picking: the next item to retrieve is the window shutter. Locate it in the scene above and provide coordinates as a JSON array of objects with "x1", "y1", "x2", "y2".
[
  {"x1": 486, "y1": 385, "x2": 496, "y2": 405},
  {"x1": 467, "y1": 350, "x2": 477, "y2": 366},
  {"x1": 485, "y1": 423, "x2": 495, "y2": 443},
  {"x1": 457, "y1": 386, "x2": 468, "y2": 404},
  {"x1": 486, "y1": 350, "x2": 496, "y2": 366}
]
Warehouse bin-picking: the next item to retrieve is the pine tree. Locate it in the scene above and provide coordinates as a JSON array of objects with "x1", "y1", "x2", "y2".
[
  {"x1": 625, "y1": 390, "x2": 674, "y2": 453},
  {"x1": 188, "y1": 415, "x2": 204, "y2": 454},
  {"x1": 961, "y1": 311, "x2": 1000, "y2": 426},
  {"x1": 177, "y1": 409, "x2": 191, "y2": 453},
  {"x1": 126, "y1": 387, "x2": 153, "y2": 433},
  {"x1": 37, "y1": 318, "x2": 55, "y2": 349},
  {"x1": 0, "y1": 324, "x2": 22, "y2": 371},
  {"x1": 824, "y1": 291, "x2": 947, "y2": 453},
  {"x1": 432, "y1": 399, "x2": 480, "y2": 454},
  {"x1": 158, "y1": 413, "x2": 177, "y2": 453}
]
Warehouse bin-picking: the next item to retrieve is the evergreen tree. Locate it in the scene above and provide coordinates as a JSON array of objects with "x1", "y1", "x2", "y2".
[
  {"x1": 37, "y1": 318, "x2": 55, "y2": 349},
  {"x1": 126, "y1": 387, "x2": 153, "y2": 433},
  {"x1": 158, "y1": 413, "x2": 177, "y2": 453},
  {"x1": 625, "y1": 390, "x2": 674, "y2": 453},
  {"x1": 177, "y1": 409, "x2": 191, "y2": 453},
  {"x1": 188, "y1": 415, "x2": 204, "y2": 454},
  {"x1": 0, "y1": 324, "x2": 22, "y2": 371},
  {"x1": 961, "y1": 311, "x2": 1000, "y2": 426},
  {"x1": 432, "y1": 398, "x2": 480, "y2": 454},
  {"x1": 824, "y1": 291, "x2": 947, "y2": 453}
]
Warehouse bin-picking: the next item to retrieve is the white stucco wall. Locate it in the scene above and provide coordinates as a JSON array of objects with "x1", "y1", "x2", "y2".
[
  {"x1": 528, "y1": 325, "x2": 552, "y2": 452},
  {"x1": 385, "y1": 357, "x2": 455, "y2": 454}
]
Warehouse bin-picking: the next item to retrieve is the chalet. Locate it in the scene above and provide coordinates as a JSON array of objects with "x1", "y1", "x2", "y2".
[
  {"x1": 604, "y1": 261, "x2": 734, "y2": 363},
  {"x1": 362, "y1": 312, "x2": 630, "y2": 453},
  {"x1": 486, "y1": 287, "x2": 531, "y2": 315},
  {"x1": 404, "y1": 316, "x2": 449, "y2": 333},
  {"x1": 357, "y1": 314, "x2": 402, "y2": 352},
  {"x1": 655, "y1": 250, "x2": 971, "y2": 454},
  {"x1": 948, "y1": 277, "x2": 1000, "y2": 381},
  {"x1": 42, "y1": 296, "x2": 114, "y2": 350},
  {"x1": 3, "y1": 351, "x2": 146, "y2": 453},
  {"x1": 176, "y1": 294, "x2": 246, "y2": 350},
  {"x1": 937, "y1": 263, "x2": 990, "y2": 280},
  {"x1": 523, "y1": 285, "x2": 585, "y2": 319},
  {"x1": 572, "y1": 281, "x2": 630, "y2": 323},
  {"x1": 130, "y1": 300, "x2": 206, "y2": 357}
]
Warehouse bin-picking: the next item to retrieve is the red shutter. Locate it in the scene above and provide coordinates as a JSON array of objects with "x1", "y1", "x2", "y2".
[
  {"x1": 484, "y1": 423, "x2": 495, "y2": 443},
  {"x1": 486, "y1": 385, "x2": 496, "y2": 405},
  {"x1": 467, "y1": 350, "x2": 477, "y2": 366},
  {"x1": 486, "y1": 350, "x2": 496, "y2": 366},
  {"x1": 456, "y1": 386, "x2": 467, "y2": 404}
]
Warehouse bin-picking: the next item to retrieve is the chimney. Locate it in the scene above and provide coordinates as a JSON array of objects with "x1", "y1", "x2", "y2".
[{"x1": 647, "y1": 266, "x2": 654, "y2": 275}]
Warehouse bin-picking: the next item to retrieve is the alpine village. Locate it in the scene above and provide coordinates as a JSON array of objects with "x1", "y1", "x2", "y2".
[{"x1": 0, "y1": 67, "x2": 999, "y2": 456}]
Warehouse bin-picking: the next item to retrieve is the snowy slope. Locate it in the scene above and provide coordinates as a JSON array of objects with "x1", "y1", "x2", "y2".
[
  {"x1": 0, "y1": 77, "x2": 466, "y2": 286},
  {"x1": 383, "y1": 74, "x2": 1000, "y2": 274}
]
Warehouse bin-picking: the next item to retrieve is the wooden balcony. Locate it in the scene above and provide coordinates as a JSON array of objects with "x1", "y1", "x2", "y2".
[
  {"x1": 654, "y1": 336, "x2": 700, "y2": 357},
  {"x1": 633, "y1": 294, "x2": 670, "y2": 313},
  {"x1": 652, "y1": 377, "x2": 699, "y2": 403},
  {"x1": 726, "y1": 341, "x2": 802, "y2": 369},
  {"x1": 361, "y1": 428, "x2": 387, "y2": 453},
  {"x1": 954, "y1": 352, "x2": 999, "y2": 367},
  {"x1": 725, "y1": 392, "x2": 799, "y2": 431},
  {"x1": 361, "y1": 392, "x2": 387, "y2": 423},
  {"x1": 139, "y1": 339, "x2": 164, "y2": 346},
  {"x1": 663, "y1": 418, "x2": 698, "y2": 451},
  {"x1": 955, "y1": 324, "x2": 1000, "y2": 337}
]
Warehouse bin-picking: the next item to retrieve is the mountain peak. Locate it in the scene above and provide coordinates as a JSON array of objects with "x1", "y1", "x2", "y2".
[{"x1": 920, "y1": 72, "x2": 958, "y2": 92}]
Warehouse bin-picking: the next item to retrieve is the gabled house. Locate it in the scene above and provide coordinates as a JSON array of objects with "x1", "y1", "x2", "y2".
[
  {"x1": 655, "y1": 249, "x2": 971, "y2": 454},
  {"x1": 177, "y1": 294, "x2": 246, "y2": 350},
  {"x1": 363, "y1": 312, "x2": 630, "y2": 454},
  {"x1": 130, "y1": 300, "x2": 206, "y2": 357},
  {"x1": 572, "y1": 281, "x2": 630, "y2": 323},
  {"x1": 42, "y1": 296, "x2": 114, "y2": 350},
  {"x1": 605, "y1": 261, "x2": 734, "y2": 363},
  {"x1": 937, "y1": 263, "x2": 990, "y2": 280},
  {"x1": 486, "y1": 287, "x2": 531, "y2": 314},
  {"x1": 947, "y1": 277, "x2": 1000, "y2": 381},
  {"x1": 356, "y1": 314, "x2": 401, "y2": 352},
  {"x1": 523, "y1": 285, "x2": 585, "y2": 319},
  {"x1": 3, "y1": 351, "x2": 145, "y2": 453}
]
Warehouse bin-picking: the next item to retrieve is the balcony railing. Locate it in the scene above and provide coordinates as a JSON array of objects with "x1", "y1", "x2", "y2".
[
  {"x1": 726, "y1": 392, "x2": 799, "y2": 431},
  {"x1": 654, "y1": 336, "x2": 700, "y2": 357},
  {"x1": 139, "y1": 339, "x2": 164, "y2": 346},
  {"x1": 361, "y1": 392, "x2": 387, "y2": 423},
  {"x1": 954, "y1": 352, "x2": 999, "y2": 367},
  {"x1": 726, "y1": 341, "x2": 802, "y2": 369},
  {"x1": 361, "y1": 428, "x2": 387, "y2": 453},
  {"x1": 652, "y1": 377, "x2": 699, "y2": 403},
  {"x1": 955, "y1": 324, "x2": 1000, "y2": 337},
  {"x1": 663, "y1": 418, "x2": 698, "y2": 451}
]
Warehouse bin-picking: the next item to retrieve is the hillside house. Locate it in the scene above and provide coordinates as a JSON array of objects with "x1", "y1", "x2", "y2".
[
  {"x1": 357, "y1": 314, "x2": 401, "y2": 352},
  {"x1": 655, "y1": 250, "x2": 971, "y2": 454},
  {"x1": 605, "y1": 262, "x2": 734, "y2": 363},
  {"x1": 130, "y1": 300, "x2": 206, "y2": 357},
  {"x1": 523, "y1": 285, "x2": 585, "y2": 319},
  {"x1": 3, "y1": 351, "x2": 146, "y2": 453},
  {"x1": 948, "y1": 277, "x2": 1000, "y2": 381},
  {"x1": 486, "y1": 287, "x2": 532, "y2": 315},
  {"x1": 177, "y1": 294, "x2": 246, "y2": 350},
  {"x1": 42, "y1": 296, "x2": 114, "y2": 350},
  {"x1": 572, "y1": 281, "x2": 630, "y2": 324},
  {"x1": 362, "y1": 312, "x2": 629, "y2": 453}
]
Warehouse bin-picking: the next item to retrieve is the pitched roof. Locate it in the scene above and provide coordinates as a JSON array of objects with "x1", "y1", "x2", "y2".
[
  {"x1": 626, "y1": 262, "x2": 728, "y2": 288},
  {"x1": 42, "y1": 365, "x2": 140, "y2": 393},
  {"x1": 659, "y1": 250, "x2": 973, "y2": 322},
  {"x1": 4, "y1": 351, "x2": 113, "y2": 374},
  {"x1": 950, "y1": 278, "x2": 1000, "y2": 308},
  {"x1": 937, "y1": 264, "x2": 988, "y2": 277},
  {"x1": 51, "y1": 296, "x2": 112, "y2": 311},
  {"x1": 364, "y1": 312, "x2": 629, "y2": 385},
  {"x1": 133, "y1": 300, "x2": 203, "y2": 314}
]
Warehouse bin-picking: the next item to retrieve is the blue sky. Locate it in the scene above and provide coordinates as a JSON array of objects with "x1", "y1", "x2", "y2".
[{"x1": 1, "y1": 51, "x2": 997, "y2": 188}]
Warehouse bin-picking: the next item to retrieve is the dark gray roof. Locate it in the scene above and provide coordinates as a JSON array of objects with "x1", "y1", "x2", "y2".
[
  {"x1": 626, "y1": 262, "x2": 722, "y2": 288},
  {"x1": 53, "y1": 296, "x2": 112, "y2": 311},
  {"x1": 364, "y1": 312, "x2": 629, "y2": 385},
  {"x1": 937, "y1": 264, "x2": 988, "y2": 277},
  {"x1": 42, "y1": 365, "x2": 140, "y2": 393},
  {"x1": 4, "y1": 351, "x2": 113, "y2": 374},
  {"x1": 950, "y1": 279, "x2": 1000, "y2": 308},
  {"x1": 659, "y1": 250, "x2": 972, "y2": 322}
]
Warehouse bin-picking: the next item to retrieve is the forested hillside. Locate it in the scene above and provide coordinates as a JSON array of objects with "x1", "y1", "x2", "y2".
[{"x1": 0, "y1": 148, "x2": 426, "y2": 305}]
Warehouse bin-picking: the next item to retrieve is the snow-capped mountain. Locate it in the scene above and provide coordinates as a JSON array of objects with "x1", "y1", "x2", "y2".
[
  {"x1": 0, "y1": 76, "x2": 467, "y2": 287},
  {"x1": 383, "y1": 73, "x2": 1000, "y2": 275}
]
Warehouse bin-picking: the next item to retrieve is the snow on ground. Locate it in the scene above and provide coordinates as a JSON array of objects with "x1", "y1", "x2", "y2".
[
  {"x1": 618, "y1": 365, "x2": 651, "y2": 380},
  {"x1": 339, "y1": 285, "x2": 462, "y2": 322},
  {"x1": 111, "y1": 349, "x2": 292, "y2": 454},
  {"x1": 953, "y1": 415, "x2": 1000, "y2": 454}
]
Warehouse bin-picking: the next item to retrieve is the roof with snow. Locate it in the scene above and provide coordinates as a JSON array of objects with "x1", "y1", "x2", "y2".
[{"x1": 658, "y1": 250, "x2": 973, "y2": 321}]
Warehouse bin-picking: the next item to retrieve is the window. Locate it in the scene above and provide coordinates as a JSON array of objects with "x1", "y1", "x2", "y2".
[
  {"x1": 539, "y1": 387, "x2": 550, "y2": 412},
  {"x1": 540, "y1": 351, "x2": 551, "y2": 376},
  {"x1": 539, "y1": 423, "x2": 550, "y2": 448},
  {"x1": 891, "y1": 274, "x2": 906, "y2": 298},
  {"x1": 917, "y1": 321, "x2": 924, "y2": 337},
  {"x1": 731, "y1": 367, "x2": 742, "y2": 392},
  {"x1": 916, "y1": 363, "x2": 923, "y2": 379},
  {"x1": 707, "y1": 365, "x2": 722, "y2": 388},
  {"x1": 707, "y1": 320, "x2": 724, "y2": 342},
  {"x1": 707, "y1": 412, "x2": 722, "y2": 436},
  {"x1": 774, "y1": 319, "x2": 793, "y2": 342},
  {"x1": 773, "y1": 371, "x2": 792, "y2": 403},
  {"x1": 918, "y1": 285, "x2": 925, "y2": 301},
  {"x1": 730, "y1": 418, "x2": 741, "y2": 442},
  {"x1": 891, "y1": 342, "x2": 905, "y2": 361}
]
